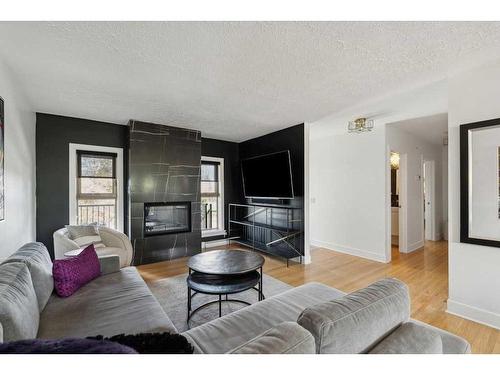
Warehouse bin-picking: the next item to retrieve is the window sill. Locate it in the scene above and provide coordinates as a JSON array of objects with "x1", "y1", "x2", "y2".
[{"x1": 202, "y1": 229, "x2": 227, "y2": 238}]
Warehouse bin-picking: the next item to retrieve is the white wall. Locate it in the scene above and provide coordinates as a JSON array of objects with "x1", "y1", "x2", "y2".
[
  {"x1": 310, "y1": 120, "x2": 389, "y2": 262},
  {"x1": 309, "y1": 80, "x2": 448, "y2": 263},
  {"x1": 447, "y1": 61, "x2": 500, "y2": 329},
  {"x1": 0, "y1": 60, "x2": 36, "y2": 260},
  {"x1": 442, "y1": 144, "x2": 449, "y2": 240},
  {"x1": 386, "y1": 126, "x2": 446, "y2": 252}
]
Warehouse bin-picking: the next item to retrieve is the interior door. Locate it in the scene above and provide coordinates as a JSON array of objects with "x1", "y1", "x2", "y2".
[{"x1": 423, "y1": 160, "x2": 435, "y2": 241}]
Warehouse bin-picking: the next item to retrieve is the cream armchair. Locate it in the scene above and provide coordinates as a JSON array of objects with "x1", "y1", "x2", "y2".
[{"x1": 53, "y1": 226, "x2": 134, "y2": 268}]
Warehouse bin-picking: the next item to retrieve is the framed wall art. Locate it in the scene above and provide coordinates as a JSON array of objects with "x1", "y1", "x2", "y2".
[
  {"x1": 460, "y1": 117, "x2": 500, "y2": 247},
  {"x1": 0, "y1": 96, "x2": 4, "y2": 221}
]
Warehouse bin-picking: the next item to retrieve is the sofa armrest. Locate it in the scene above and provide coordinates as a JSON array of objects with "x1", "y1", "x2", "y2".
[
  {"x1": 227, "y1": 322, "x2": 316, "y2": 354},
  {"x1": 98, "y1": 255, "x2": 121, "y2": 275},
  {"x1": 369, "y1": 322, "x2": 443, "y2": 354},
  {"x1": 297, "y1": 278, "x2": 410, "y2": 353}
]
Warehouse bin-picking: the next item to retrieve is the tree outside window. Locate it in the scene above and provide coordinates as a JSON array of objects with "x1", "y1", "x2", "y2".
[
  {"x1": 76, "y1": 151, "x2": 117, "y2": 228},
  {"x1": 201, "y1": 160, "x2": 221, "y2": 232}
]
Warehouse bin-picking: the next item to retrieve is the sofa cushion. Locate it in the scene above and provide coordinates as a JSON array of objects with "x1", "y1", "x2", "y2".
[
  {"x1": 2, "y1": 242, "x2": 54, "y2": 311},
  {"x1": 369, "y1": 322, "x2": 443, "y2": 354},
  {"x1": 182, "y1": 282, "x2": 344, "y2": 354},
  {"x1": 38, "y1": 267, "x2": 176, "y2": 339},
  {"x1": 297, "y1": 278, "x2": 410, "y2": 353},
  {"x1": 408, "y1": 319, "x2": 471, "y2": 354},
  {"x1": 228, "y1": 322, "x2": 316, "y2": 354},
  {"x1": 0, "y1": 262, "x2": 40, "y2": 342}
]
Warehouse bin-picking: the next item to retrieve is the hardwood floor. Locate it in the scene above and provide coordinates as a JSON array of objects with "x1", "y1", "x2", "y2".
[{"x1": 137, "y1": 240, "x2": 500, "y2": 353}]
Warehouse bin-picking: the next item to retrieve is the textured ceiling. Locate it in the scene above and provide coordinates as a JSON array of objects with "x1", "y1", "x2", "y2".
[
  {"x1": 1, "y1": 22, "x2": 500, "y2": 141},
  {"x1": 388, "y1": 113, "x2": 448, "y2": 146}
]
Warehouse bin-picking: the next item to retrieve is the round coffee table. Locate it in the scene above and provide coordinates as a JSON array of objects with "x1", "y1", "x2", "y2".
[{"x1": 186, "y1": 249, "x2": 265, "y2": 323}]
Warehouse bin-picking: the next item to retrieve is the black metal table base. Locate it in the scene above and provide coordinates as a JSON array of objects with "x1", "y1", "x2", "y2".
[{"x1": 187, "y1": 267, "x2": 264, "y2": 324}]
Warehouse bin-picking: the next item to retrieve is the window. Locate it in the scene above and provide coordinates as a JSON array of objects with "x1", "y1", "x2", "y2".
[
  {"x1": 77, "y1": 151, "x2": 117, "y2": 228},
  {"x1": 69, "y1": 144, "x2": 124, "y2": 231},
  {"x1": 201, "y1": 156, "x2": 225, "y2": 237}
]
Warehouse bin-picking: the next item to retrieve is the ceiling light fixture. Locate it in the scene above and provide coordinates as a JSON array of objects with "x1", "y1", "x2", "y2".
[{"x1": 348, "y1": 117, "x2": 374, "y2": 133}]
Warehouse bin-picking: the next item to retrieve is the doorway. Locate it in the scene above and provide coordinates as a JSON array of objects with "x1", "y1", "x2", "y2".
[
  {"x1": 390, "y1": 151, "x2": 401, "y2": 249},
  {"x1": 423, "y1": 160, "x2": 436, "y2": 241}
]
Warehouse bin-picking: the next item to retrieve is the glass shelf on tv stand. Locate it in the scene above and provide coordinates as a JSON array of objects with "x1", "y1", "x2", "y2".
[{"x1": 228, "y1": 203, "x2": 303, "y2": 266}]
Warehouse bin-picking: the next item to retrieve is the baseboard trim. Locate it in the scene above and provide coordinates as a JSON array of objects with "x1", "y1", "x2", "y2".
[
  {"x1": 203, "y1": 239, "x2": 229, "y2": 249},
  {"x1": 289, "y1": 254, "x2": 311, "y2": 265},
  {"x1": 405, "y1": 240, "x2": 424, "y2": 253},
  {"x1": 447, "y1": 299, "x2": 500, "y2": 330},
  {"x1": 311, "y1": 239, "x2": 388, "y2": 263}
]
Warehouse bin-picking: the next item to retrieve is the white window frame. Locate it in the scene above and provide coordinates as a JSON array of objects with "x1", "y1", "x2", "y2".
[
  {"x1": 69, "y1": 143, "x2": 124, "y2": 232},
  {"x1": 201, "y1": 156, "x2": 226, "y2": 238}
]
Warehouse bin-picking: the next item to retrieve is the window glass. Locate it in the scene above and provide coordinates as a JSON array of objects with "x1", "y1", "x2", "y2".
[
  {"x1": 76, "y1": 151, "x2": 118, "y2": 228},
  {"x1": 201, "y1": 181, "x2": 218, "y2": 195},
  {"x1": 201, "y1": 163, "x2": 218, "y2": 182},
  {"x1": 79, "y1": 155, "x2": 114, "y2": 178},
  {"x1": 79, "y1": 178, "x2": 115, "y2": 195},
  {"x1": 201, "y1": 160, "x2": 222, "y2": 232}
]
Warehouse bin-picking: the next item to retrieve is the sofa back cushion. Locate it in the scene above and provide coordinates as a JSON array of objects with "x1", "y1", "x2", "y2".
[
  {"x1": 0, "y1": 262, "x2": 40, "y2": 342},
  {"x1": 297, "y1": 278, "x2": 410, "y2": 353},
  {"x1": 228, "y1": 322, "x2": 316, "y2": 354},
  {"x1": 2, "y1": 242, "x2": 54, "y2": 311}
]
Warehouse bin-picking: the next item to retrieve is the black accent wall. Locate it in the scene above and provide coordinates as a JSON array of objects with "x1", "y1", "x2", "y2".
[
  {"x1": 35, "y1": 113, "x2": 128, "y2": 258},
  {"x1": 238, "y1": 124, "x2": 305, "y2": 256},
  {"x1": 201, "y1": 137, "x2": 242, "y2": 237},
  {"x1": 129, "y1": 120, "x2": 202, "y2": 265},
  {"x1": 239, "y1": 124, "x2": 304, "y2": 199},
  {"x1": 35, "y1": 112, "x2": 304, "y2": 262}
]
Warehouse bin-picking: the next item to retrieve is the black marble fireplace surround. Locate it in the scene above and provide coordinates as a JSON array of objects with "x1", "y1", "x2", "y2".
[{"x1": 129, "y1": 120, "x2": 202, "y2": 265}]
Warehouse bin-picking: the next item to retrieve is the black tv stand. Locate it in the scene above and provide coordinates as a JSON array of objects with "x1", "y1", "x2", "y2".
[
  {"x1": 228, "y1": 203, "x2": 303, "y2": 266},
  {"x1": 250, "y1": 198, "x2": 287, "y2": 205}
]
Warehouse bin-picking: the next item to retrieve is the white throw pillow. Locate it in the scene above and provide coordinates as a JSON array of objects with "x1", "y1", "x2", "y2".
[{"x1": 65, "y1": 224, "x2": 105, "y2": 248}]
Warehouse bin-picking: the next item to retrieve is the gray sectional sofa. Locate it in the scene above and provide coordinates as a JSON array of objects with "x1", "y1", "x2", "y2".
[{"x1": 0, "y1": 242, "x2": 471, "y2": 354}]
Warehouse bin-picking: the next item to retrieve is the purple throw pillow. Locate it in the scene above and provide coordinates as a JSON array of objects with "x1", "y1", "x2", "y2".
[
  {"x1": 0, "y1": 338, "x2": 137, "y2": 354},
  {"x1": 53, "y1": 244, "x2": 101, "y2": 297}
]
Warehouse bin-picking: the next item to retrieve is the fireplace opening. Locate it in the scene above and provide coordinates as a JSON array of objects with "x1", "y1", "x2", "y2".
[{"x1": 144, "y1": 202, "x2": 192, "y2": 237}]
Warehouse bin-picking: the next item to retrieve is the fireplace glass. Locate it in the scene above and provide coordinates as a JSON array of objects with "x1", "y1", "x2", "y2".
[{"x1": 144, "y1": 202, "x2": 191, "y2": 237}]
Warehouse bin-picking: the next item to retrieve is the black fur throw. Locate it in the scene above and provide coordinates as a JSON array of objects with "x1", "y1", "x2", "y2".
[{"x1": 88, "y1": 332, "x2": 194, "y2": 354}]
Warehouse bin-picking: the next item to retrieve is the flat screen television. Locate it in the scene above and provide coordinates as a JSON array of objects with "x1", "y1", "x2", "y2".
[{"x1": 241, "y1": 150, "x2": 294, "y2": 199}]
